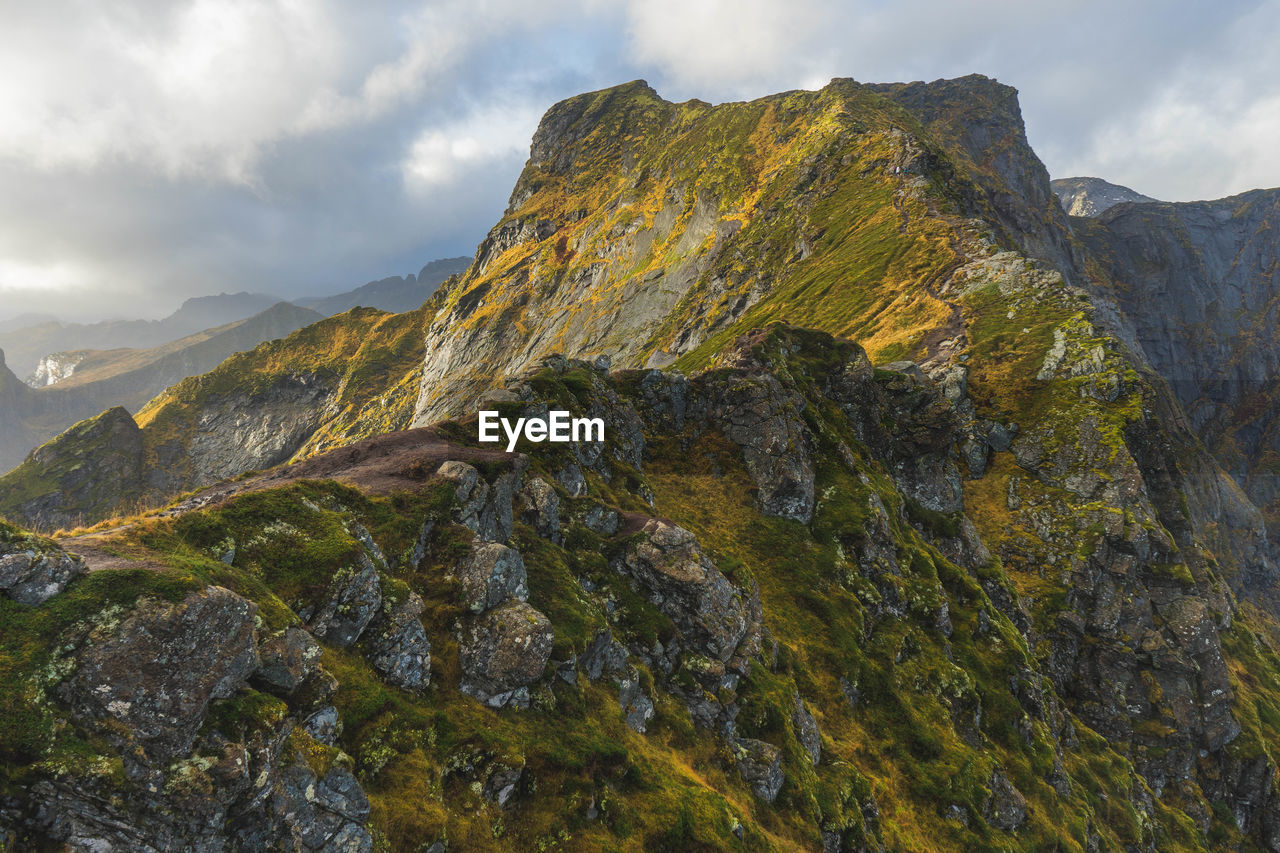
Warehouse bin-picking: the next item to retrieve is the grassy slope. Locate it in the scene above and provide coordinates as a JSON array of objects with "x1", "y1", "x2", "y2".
[{"x1": 0, "y1": 346, "x2": 1203, "y2": 852}]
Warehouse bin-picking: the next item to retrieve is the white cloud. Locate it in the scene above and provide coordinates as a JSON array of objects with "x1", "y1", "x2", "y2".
[
  {"x1": 623, "y1": 0, "x2": 833, "y2": 96},
  {"x1": 0, "y1": 1, "x2": 350, "y2": 182},
  {"x1": 1043, "y1": 1, "x2": 1280, "y2": 200},
  {"x1": 0, "y1": 0, "x2": 565, "y2": 185},
  {"x1": 1, "y1": 0, "x2": 1279, "y2": 324},
  {"x1": 402, "y1": 103, "x2": 545, "y2": 188},
  {"x1": 0, "y1": 258, "x2": 90, "y2": 293}
]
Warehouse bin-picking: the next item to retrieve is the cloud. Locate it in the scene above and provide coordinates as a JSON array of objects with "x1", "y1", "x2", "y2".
[
  {"x1": 1039, "y1": 0, "x2": 1280, "y2": 199},
  {"x1": 623, "y1": 0, "x2": 831, "y2": 96},
  {"x1": 402, "y1": 103, "x2": 545, "y2": 189},
  {"x1": 1, "y1": 0, "x2": 1278, "y2": 323}
]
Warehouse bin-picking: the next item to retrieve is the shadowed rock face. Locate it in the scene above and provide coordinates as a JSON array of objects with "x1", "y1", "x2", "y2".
[{"x1": 1075, "y1": 188, "x2": 1280, "y2": 554}]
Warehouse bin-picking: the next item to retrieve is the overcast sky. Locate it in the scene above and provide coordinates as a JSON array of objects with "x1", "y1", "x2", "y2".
[{"x1": 1, "y1": 0, "x2": 1277, "y2": 322}]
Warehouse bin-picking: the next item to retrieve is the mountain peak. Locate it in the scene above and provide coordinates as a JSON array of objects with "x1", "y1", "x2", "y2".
[{"x1": 1051, "y1": 176, "x2": 1157, "y2": 216}]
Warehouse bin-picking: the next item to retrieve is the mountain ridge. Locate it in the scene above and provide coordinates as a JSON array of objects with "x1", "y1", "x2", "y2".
[
  {"x1": 297, "y1": 257, "x2": 471, "y2": 317},
  {"x1": 6, "y1": 75, "x2": 1280, "y2": 852}
]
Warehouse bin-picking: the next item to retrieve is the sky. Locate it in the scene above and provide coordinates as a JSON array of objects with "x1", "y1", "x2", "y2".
[{"x1": 1, "y1": 0, "x2": 1278, "y2": 322}]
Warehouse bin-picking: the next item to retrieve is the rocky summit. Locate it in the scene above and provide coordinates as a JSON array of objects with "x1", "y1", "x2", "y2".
[{"x1": 5, "y1": 74, "x2": 1280, "y2": 853}]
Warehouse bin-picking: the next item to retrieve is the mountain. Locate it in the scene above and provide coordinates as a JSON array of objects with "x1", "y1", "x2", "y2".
[
  {"x1": 0, "y1": 291, "x2": 286, "y2": 378},
  {"x1": 7, "y1": 76, "x2": 1280, "y2": 852},
  {"x1": 0, "y1": 313, "x2": 57, "y2": 334},
  {"x1": 0, "y1": 351, "x2": 40, "y2": 476},
  {"x1": 408, "y1": 77, "x2": 1082, "y2": 427},
  {"x1": 0, "y1": 302, "x2": 322, "y2": 474},
  {"x1": 0, "y1": 304, "x2": 432, "y2": 526},
  {"x1": 1073, "y1": 187, "x2": 1280, "y2": 552},
  {"x1": 297, "y1": 257, "x2": 471, "y2": 316},
  {"x1": 1052, "y1": 176, "x2": 1157, "y2": 216}
]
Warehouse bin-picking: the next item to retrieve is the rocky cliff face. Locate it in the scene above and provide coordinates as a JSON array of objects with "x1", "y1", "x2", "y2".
[
  {"x1": 6, "y1": 75, "x2": 1280, "y2": 852},
  {"x1": 1052, "y1": 176, "x2": 1158, "y2": 216},
  {"x1": 1073, "y1": 188, "x2": 1280, "y2": 552},
  {"x1": 26, "y1": 351, "x2": 86, "y2": 387}
]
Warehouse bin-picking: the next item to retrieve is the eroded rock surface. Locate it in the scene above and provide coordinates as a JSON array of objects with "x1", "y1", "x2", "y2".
[
  {"x1": 59, "y1": 585, "x2": 259, "y2": 762},
  {"x1": 459, "y1": 601, "x2": 555, "y2": 708}
]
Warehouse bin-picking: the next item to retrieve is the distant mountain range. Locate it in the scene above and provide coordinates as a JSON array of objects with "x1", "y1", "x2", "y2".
[
  {"x1": 0, "y1": 256, "x2": 473, "y2": 474},
  {"x1": 0, "y1": 259, "x2": 470, "y2": 381},
  {"x1": 0, "y1": 292, "x2": 287, "y2": 379},
  {"x1": 296, "y1": 257, "x2": 470, "y2": 317},
  {"x1": 0, "y1": 302, "x2": 322, "y2": 474}
]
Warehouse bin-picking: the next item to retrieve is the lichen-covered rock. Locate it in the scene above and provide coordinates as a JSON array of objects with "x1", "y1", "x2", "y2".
[
  {"x1": 794, "y1": 693, "x2": 821, "y2": 765},
  {"x1": 704, "y1": 369, "x2": 815, "y2": 523},
  {"x1": 874, "y1": 364, "x2": 963, "y2": 513},
  {"x1": 616, "y1": 519, "x2": 759, "y2": 664},
  {"x1": 308, "y1": 555, "x2": 383, "y2": 648},
  {"x1": 516, "y1": 476, "x2": 561, "y2": 543},
  {"x1": 581, "y1": 503, "x2": 620, "y2": 536},
  {"x1": 483, "y1": 765, "x2": 524, "y2": 807},
  {"x1": 581, "y1": 628, "x2": 629, "y2": 680},
  {"x1": 254, "y1": 626, "x2": 322, "y2": 696},
  {"x1": 619, "y1": 668, "x2": 655, "y2": 733},
  {"x1": 304, "y1": 706, "x2": 343, "y2": 746},
  {"x1": 556, "y1": 462, "x2": 587, "y2": 497},
  {"x1": 273, "y1": 759, "x2": 373, "y2": 852},
  {"x1": 1161, "y1": 595, "x2": 1240, "y2": 750},
  {"x1": 459, "y1": 601, "x2": 554, "y2": 708},
  {"x1": 58, "y1": 586, "x2": 259, "y2": 763},
  {"x1": 985, "y1": 770, "x2": 1027, "y2": 832},
  {"x1": 438, "y1": 459, "x2": 482, "y2": 511},
  {"x1": 457, "y1": 541, "x2": 528, "y2": 613},
  {"x1": 364, "y1": 592, "x2": 431, "y2": 692},
  {"x1": 437, "y1": 457, "x2": 529, "y2": 543},
  {"x1": 0, "y1": 539, "x2": 86, "y2": 605},
  {"x1": 734, "y1": 738, "x2": 785, "y2": 802}
]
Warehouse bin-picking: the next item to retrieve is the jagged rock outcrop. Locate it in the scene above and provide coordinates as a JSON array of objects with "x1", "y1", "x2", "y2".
[
  {"x1": 0, "y1": 523, "x2": 86, "y2": 604},
  {"x1": 459, "y1": 601, "x2": 555, "y2": 708},
  {"x1": 58, "y1": 586, "x2": 261, "y2": 762},
  {"x1": 305, "y1": 555, "x2": 383, "y2": 648},
  {"x1": 364, "y1": 592, "x2": 432, "y2": 692},
  {"x1": 457, "y1": 541, "x2": 529, "y2": 613},
  {"x1": 615, "y1": 518, "x2": 761, "y2": 666},
  {"x1": 255, "y1": 626, "x2": 323, "y2": 696},
  {"x1": 734, "y1": 738, "x2": 785, "y2": 803}
]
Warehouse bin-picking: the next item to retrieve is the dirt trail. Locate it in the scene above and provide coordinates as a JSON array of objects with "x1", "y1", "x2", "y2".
[{"x1": 60, "y1": 424, "x2": 514, "y2": 570}]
